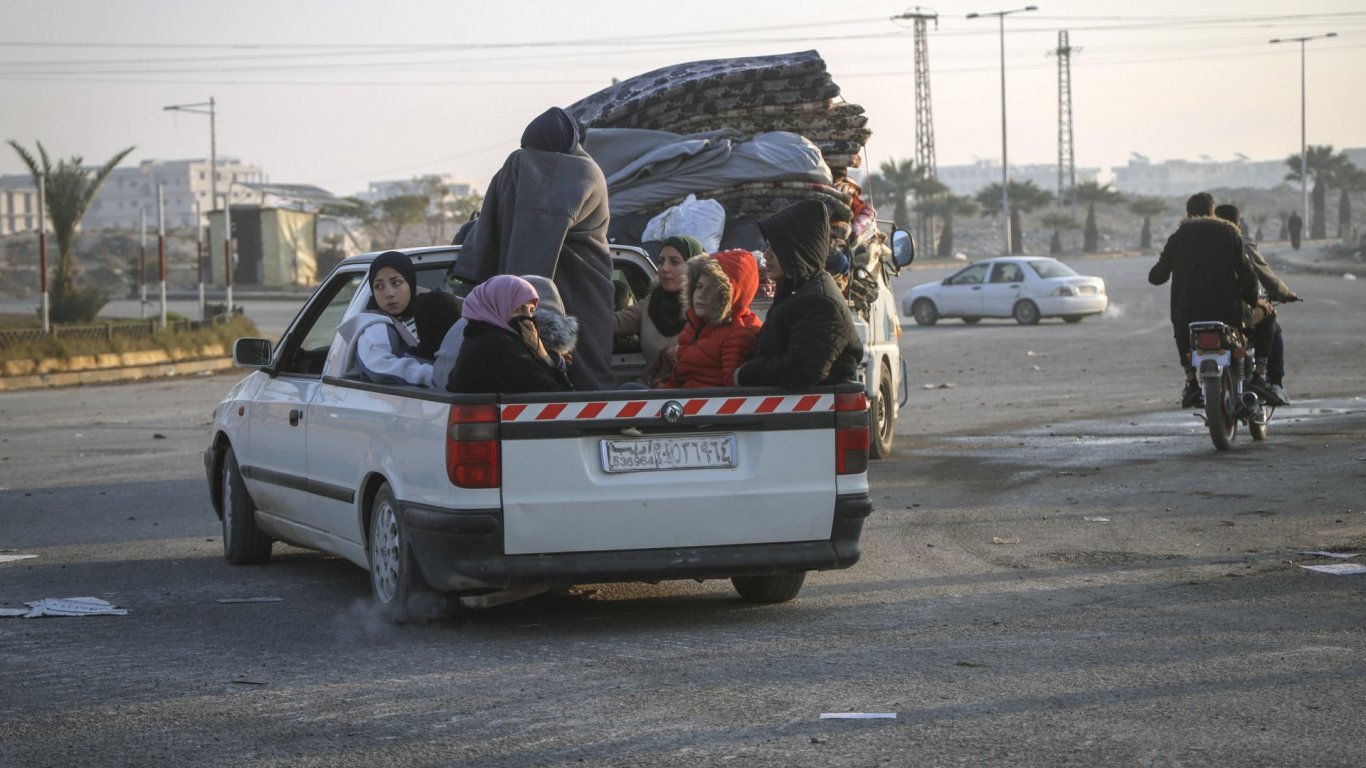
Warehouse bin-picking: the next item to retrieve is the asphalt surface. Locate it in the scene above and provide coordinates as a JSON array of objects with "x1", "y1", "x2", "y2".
[{"x1": 1, "y1": 251, "x2": 1363, "y2": 767}]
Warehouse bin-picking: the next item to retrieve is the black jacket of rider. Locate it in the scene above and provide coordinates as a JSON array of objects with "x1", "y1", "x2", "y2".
[
  {"x1": 1149, "y1": 216, "x2": 1259, "y2": 330},
  {"x1": 737, "y1": 200, "x2": 863, "y2": 388}
]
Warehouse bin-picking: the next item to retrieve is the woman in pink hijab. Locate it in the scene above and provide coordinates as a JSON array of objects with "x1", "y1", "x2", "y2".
[{"x1": 447, "y1": 275, "x2": 573, "y2": 393}]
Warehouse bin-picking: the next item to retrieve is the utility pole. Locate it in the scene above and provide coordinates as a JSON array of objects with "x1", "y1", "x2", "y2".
[
  {"x1": 38, "y1": 177, "x2": 49, "y2": 334},
  {"x1": 195, "y1": 198, "x2": 205, "y2": 319},
  {"x1": 157, "y1": 183, "x2": 167, "y2": 328},
  {"x1": 1048, "y1": 30, "x2": 1080, "y2": 211},
  {"x1": 892, "y1": 7, "x2": 940, "y2": 256},
  {"x1": 139, "y1": 208, "x2": 147, "y2": 320}
]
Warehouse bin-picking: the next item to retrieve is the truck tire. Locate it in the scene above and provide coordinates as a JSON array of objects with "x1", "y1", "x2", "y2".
[
  {"x1": 221, "y1": 446, "x2": 273, "y2": 565},
  {"x1": 368, "y1": 482, "x2": 445, "y2": 624},
  {"x1": 732, "y1": 572, "x2": 806, "y2": 603},
  {"x1": 869, "y1": 360, "x2": 895, "y2": 459}
]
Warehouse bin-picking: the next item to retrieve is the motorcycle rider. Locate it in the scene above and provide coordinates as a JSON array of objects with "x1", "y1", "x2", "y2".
[
  {"x1": 1148, "y1": 192, "x2": 1260, "y2": 408},
  {"x1": 1214, "y1": 204, "x2": 1300, "y2": 405}
]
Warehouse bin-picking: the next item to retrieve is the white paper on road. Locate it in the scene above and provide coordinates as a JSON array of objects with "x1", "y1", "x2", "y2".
[
  {"x1": 1299, "y1": 551, "x2": 1361, "y2": 559},
  {"x1": 1083, "y1": 517, "x2": 1110, "y2": 523},
  {"x1": 0, "y1": 554, "x2": 38, "y2": 563},
  {"x1": 819, "y1": 712, "x2": 897, "y2": 719},
  {"x1": 1299, "y1": 564, "x2": 1366, "y2": 575},
  {"x1": 216, "y1": 597, "x2": 283, "y2": 603},
  {"x1": 0, "y1": 597, "x2": 129, "y2": 618}
]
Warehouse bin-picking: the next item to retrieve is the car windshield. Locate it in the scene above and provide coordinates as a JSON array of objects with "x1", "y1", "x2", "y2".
[{"x1": 1026, "y1": 259, "x2": 1079, "y2": 279}]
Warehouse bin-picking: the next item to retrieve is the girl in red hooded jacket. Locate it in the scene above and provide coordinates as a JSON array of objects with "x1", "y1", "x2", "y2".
[{"x1": 660, "y1": 249, "x2": 762, "y2": 389}]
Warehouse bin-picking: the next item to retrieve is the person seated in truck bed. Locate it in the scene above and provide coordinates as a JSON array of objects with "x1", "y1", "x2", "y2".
[
  {"x1": 614, "y1": 234, "x2": 700, "y2": 386},
  {"x1": 337, "y1": 250, "x2": 433, "y2": 388},
  {"x1": 447, "y1": 275, "x2": 573, "y2": 395},
  {"x1": 659, "y1": 249, "x2": 761, "y2": 389},
  {"x1": 450, "y1": 106, "x2": 615, "y2": 392},
  {"x1": 733, "y1": 200, "x2": 863, "y2": 389}
]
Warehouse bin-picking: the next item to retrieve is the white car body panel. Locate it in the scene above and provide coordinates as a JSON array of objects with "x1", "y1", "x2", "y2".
[{"x1": 902, "y1": 256, "x2": 1108, "y2": 323}]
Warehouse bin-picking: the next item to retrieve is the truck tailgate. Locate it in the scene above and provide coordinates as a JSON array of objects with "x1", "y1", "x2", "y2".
[{"x1": 497, "y1": 391, "x2": 840, "y2": 555}]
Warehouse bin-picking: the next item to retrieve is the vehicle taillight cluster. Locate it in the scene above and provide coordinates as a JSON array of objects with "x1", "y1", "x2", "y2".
[
  {"x1": 1196, "y1": 332, "x2": 1223, "y2": 351},
  {"x1": 447, "y1": 404, "x2": 500, "y2": 488},
  {"x1": 833, "y1": 391, "x2": 869, "y2": 475}
]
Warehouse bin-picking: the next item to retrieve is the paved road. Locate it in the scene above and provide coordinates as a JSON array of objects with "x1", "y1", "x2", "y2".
[{"x1": 1, "y1": 253, "x2": 1363, "y2": 767}]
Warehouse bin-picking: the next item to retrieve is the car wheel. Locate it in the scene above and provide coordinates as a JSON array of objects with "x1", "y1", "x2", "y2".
[
  {"x1": 221, "y1": 445, "x2": 272, "y2": 565},
  {"x1": 962, "y1": 316, "x2": 981, "y2": 324},
  {"x1": 1063, "y1": 315, "x2": 1084, "y2": 324},
  {"x1": 911, "y1": 299, "x2": 939, "y2": 326},
  {"x1": 732, "y1": 572, "x2": 806, "y2": 603},
  {"x1": 869, "y1": 361, "x2": 895, "y2": 459},
  {"x1": 368, "y1": 482, "x2": 445, "y2": 624},
  {"x1": 1012, "y1": 300, "x2": 1041, "y2": 325}
]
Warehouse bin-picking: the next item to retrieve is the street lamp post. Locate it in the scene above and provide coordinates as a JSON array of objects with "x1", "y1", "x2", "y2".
[
  {"x1": 1269, "y1": 33, "x2": 1336, "y2": 238},
  {"x1": 968, "y1": 5, "x2": 1037, "y2": 255},
  {"x1": 163, "y1": 98, "x2": 217, "y2": 313}
]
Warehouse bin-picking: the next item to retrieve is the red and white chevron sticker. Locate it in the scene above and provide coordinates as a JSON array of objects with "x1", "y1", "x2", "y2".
[{"x1": 499, "y1": 394, "x2": 834, "y2": 423}]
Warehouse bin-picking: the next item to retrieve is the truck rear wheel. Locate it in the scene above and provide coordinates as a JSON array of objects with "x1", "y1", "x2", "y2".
[
  {"x1": 368, "y1": 482, "x2": 446, "y2": 624},
  {"x1": 732, "y1": 572, "x2": 806, "y2": 603},
  {"x1": 869, "y1": 360, "x2": 895, "y2": 459}
]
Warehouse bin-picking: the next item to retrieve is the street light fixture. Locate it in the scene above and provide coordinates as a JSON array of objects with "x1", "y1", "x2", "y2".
[
  {"x1": 968, "y1": 5, "x2": 1037, "y2": 255},
  {"x1": 164, "y1": 97, "x2": 216, "y2": 316},
  {"x1": 1269, "y1": 33, "x2": 1336, "y2": 238}
]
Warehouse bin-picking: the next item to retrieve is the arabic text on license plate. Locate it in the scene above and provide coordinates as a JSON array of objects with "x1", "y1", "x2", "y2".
[{"x1": 600, "y1": 434, "x2": 737, "y2": 473}]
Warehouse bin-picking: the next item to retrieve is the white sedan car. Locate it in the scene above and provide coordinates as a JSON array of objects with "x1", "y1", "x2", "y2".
[{"x1": 901, "y1": 256, "x2": 1108, "y2": 326}]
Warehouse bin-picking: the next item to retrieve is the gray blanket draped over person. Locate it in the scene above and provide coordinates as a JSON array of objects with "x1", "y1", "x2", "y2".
[{"x1": 450, "y1": 106, "x2": 616, "y2": 391}]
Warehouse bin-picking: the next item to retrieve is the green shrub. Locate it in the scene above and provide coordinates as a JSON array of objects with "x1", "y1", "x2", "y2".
[{"x1": 0, "y1": 314, "x2": 260, "y2": 364}]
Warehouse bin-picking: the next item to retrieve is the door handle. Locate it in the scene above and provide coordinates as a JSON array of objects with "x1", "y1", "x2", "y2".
[{"x1": 289, "y1": 409, "x2": 303, "y2": 427}]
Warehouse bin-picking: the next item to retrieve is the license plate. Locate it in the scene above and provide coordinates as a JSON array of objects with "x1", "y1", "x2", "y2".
[{"x1": 600, "y1": 434, "x2": 737, "y2": 474}]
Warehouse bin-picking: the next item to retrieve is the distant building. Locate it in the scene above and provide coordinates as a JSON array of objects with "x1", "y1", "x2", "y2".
[
  {"x1": 357, "y1": 174, "x2": 481, "y2": 214},
  {"x1": 0, "y1": 176, "x2": 39, "y2": 235},
  {"x1": 207, "y1": 206, "x2": 318, "y2": 287},
  {"x1": 1110, "y1": 154, "x2": 1292, "y2": 196},
  {"x1": 84, "y1": 158, "x2": 268, "y2": 231},
  {"x1": 935, "y1": 160, "x2": 1100, "y2": 199}
]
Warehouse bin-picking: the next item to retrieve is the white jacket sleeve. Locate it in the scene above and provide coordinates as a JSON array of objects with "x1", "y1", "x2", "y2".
[{"x1": 356, "y1": 322, "x2": 432, "y2": 387}]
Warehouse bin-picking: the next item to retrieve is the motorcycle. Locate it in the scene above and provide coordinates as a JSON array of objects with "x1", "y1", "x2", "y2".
[{"x1": 1188, "y1": 320, "x2": 1272, "y2": 450}]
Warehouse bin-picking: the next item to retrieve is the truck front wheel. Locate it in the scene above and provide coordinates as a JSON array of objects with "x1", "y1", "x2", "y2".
[
  {"x1": 732, "y1": 572, "x2": 806, "y2": 603},
  {"x1": 869, "y1": 360, "x2": 895, "y2": 459}
]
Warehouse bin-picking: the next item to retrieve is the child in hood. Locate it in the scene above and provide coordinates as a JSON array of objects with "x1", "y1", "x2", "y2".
[
  {"x1": 659, "y1": 250, "x2": 762, "y2": 389},
  {"x1": 337, "y1": 250, "x2": 433, "y2": 387}
]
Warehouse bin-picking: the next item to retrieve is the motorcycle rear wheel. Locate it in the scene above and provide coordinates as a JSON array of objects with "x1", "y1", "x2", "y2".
[{"x1": 1203, "y1": 370, "x2": 1236, "y2": 450}]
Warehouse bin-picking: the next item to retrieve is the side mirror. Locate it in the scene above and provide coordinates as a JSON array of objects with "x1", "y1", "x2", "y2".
[
  {"x1": 233, "y1": 337, "x2": 273, "y2": 369},
  {"x1": 890, "y1": 229, "x2": 916, "y2": 268}
]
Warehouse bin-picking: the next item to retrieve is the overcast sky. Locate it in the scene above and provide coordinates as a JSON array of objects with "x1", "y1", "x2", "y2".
[{"x1": 2, "y1": 0, "x2": 1364, "y2": 196}]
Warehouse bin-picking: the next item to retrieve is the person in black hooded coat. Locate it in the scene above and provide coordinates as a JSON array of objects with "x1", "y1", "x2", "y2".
[
  {"x1": 450, "y1": 106, "x2": 615, "y2": 391},
  {"x1": 735, "y1": 200, "x2": 863, "y2": 389}
]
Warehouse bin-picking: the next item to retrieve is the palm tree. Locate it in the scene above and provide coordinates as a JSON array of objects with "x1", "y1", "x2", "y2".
[
  {"x1": 1128, "y1": 196, "x2": 1168, "y2": 250},
  {"x1": 8, "y1": 140, "x2": 135, "y2": 322},
  {"x1": 916, "y1": 194, "x2": 977, "y2": 259},
  {"x1": 1039, "y1": 212, "x2": 1080, "y2": 255},
  {"x1": 875, "y1": 158, "x2": 926, "y2": 230},
  {"x1": 975, "y1": 180, "x2": 1053, "y2": 255},
  {"x1": 1074, "y1": 181, "x2": 1126, "y2": 253},
  {"x1": 1336, "y1": 166, "x2": 1366, "y2": 240},
  {"x1": 1285, "y1": 145, "x2": 1357, "y2": 240}
]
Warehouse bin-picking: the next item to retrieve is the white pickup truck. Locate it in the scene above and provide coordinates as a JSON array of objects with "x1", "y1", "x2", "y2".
[{"x1": 205, "y1": 245, "x2": 875, "y2": 622}]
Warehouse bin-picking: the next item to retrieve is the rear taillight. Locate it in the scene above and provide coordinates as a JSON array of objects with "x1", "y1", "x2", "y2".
[
  {"x1": 447, "y1": 404, "x2": 500, "y2": 488},
  {"x1": 1196, "y1": 331, "x2": 1222, "y2": 351},
  {"x1": 834, "y1": 391, "x2": 869, "y2": 475}
]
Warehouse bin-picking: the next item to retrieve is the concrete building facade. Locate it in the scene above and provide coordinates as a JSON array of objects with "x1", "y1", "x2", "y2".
[
  {"x1": 0, "y1": 177, "x2": 39, "y2": 235},
  {"x1": 84, "y1": 158, "x2": 267, "y2": 231},
  {"x1": 935, "y1": 159, "x2": 1101, "y2": 199}
]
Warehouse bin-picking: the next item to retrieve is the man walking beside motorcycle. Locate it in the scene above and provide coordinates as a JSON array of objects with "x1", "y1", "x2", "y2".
[{"x1": 1148, "y1": 192, "x2": 1261, "y2": 408}]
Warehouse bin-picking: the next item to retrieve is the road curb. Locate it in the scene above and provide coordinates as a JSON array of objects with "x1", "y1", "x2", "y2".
[{"x1": 0, "y1": 356, "x2": 237, "y2": 392}]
